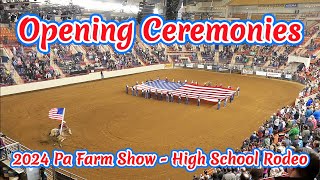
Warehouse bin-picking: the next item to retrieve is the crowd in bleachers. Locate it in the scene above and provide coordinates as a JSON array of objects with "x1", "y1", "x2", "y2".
[
  {"x1": 150, "y1": 44, "x2": 166, "y2": 63},
  {"x1": 307, "y1": 37, "x2": 320, "y2": 52},
  {"x1": 236, "y1": 54, "x2": 249, "y2": 64},
  {"x1": 202, "y1": 45, "x2": 215, "y2": 62},
  {"x1": 134, "y1": 42, "x2": 158, "y2": 65},
  {"x1": 11, "y1": 45, "x2": 60, "y2": 82},
  {"x1": 193, "y1": 59, "x2": 320, "y2": 180},
  {"x1": 219, "y1": 46, "x2": 234, "y2": 64},
  {"x1": 84, "y1": 45, "x2": 141, "y2": 70},
  {"x1": 53, "y1": 44, "x2": 84, "y2": 75},
  {"x1": 305, "y1": 26, "x2": 320, "y2": 37},
  {"x1": 297, "y1": 61, "x2": 320, "y2": 98},
  {"x1": 111, "y1": 52, "x2": 140, "y2": 69},
  {"x1": 253, "y1": 55, "x2": 267, "y2": 66}
]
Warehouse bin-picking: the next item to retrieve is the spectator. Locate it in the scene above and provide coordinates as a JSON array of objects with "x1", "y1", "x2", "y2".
[
  {"x1": 222, "y1": 168, "x2": 236, "y2": 180},
  {"x1": 286, "y1": 148, "x2": 320, "y2": 180}
]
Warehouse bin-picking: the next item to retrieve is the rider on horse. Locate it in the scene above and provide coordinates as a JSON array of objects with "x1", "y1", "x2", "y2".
[
  {"x1": 56, "y1": 122, "x2": 69, "y2": 136},
  {"x1": 58, "y1": 123, "x2": 68, "y2": 130}
]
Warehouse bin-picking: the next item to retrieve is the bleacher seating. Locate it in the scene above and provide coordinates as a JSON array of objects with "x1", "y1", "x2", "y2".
[
  {"x1": 0, "y1": 27, "x2": 17, "y2": 44},
  {"x1": 275, "y1": 14, "x2": 297, "y2": 21},
  {"x1": 53, "y1": 44, "x2": 86, "y2": 76},
  {"x1": 134, "y1": 42, "x2": 158, "y2": 65},
  {"x1": 10, "y1": 45, "x2": 60, "y2": 83},
  {"x1": 232, "y1": 13, "x2": 247, "y2": 20},
  {"x1": 251, "y1": 14, "x2": 263, "y2": 20},
  {"x1": 0, "y1": 64, "x2": 15, "y2": 86}
]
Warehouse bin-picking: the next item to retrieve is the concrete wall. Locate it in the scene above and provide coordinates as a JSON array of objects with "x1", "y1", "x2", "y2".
[{"x1": 0, "y1": 64, "x2": 165, "y2": 96}]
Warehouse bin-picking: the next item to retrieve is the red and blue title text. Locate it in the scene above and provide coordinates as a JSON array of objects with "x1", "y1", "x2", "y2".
[{"x1": 16, "y1": 14, "x2": 304, "y2": 54}]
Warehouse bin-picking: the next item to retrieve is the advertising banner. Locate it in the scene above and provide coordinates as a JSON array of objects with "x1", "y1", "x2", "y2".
[
  {"x1": 242, "y1": 68, "x2": 254, "y2": 75},
  {"x1": 256, "y1": 71, "x2": 267, "y2": 76},
  {"x1": 186, "y1": 64, "x2": 194, "y2": 68},
  {"x1": 267, "y1": 72, "x2": 282, "y2": 78}
]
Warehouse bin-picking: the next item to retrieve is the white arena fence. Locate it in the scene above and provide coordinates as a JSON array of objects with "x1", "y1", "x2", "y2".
[
  {"x1": 175, "y1": 62, "x2": 306, "y2": 84},
  {"x1": 0, "y1": 136, "x2": 86, "y2": 180},
  {"x1": 0, "y1": 64, "x2": 166, "y2": 96}
]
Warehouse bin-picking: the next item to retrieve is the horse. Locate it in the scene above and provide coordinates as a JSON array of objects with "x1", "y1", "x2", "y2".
[{"x1": 49, "y1": 127, "x2": 72, "y2": 147}]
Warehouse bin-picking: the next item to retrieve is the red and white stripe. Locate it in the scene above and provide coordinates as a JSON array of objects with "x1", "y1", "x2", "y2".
[{"x1": 48, "y1": 108, "x2": 64, "y2": 121}]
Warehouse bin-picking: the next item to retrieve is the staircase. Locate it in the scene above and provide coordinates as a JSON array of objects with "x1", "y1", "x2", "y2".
[
  {"x1": 263, "y1": 60, "x2": 271, "y2": 67},
  {"x1": 3, "y1": 46, "x2": 13, "y2": 58}
]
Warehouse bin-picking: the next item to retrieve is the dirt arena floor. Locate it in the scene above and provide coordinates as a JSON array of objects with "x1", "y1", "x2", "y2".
[{"x1": 0, "y1": 69, "x2": 304, "y2": 180}]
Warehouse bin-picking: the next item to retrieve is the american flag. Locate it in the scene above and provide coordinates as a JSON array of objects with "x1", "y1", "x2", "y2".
[
  {"x1": 48, "y1": 108, "x2": 65, "y2": 120},
  {"x1": 135, "y1": 80, "x2": 236, "y2": 102}
]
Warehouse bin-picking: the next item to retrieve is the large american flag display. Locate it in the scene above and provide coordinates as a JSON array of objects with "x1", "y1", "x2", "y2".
[{"x1": 134, "y1": 80, "x2": 236, "y2": 102}]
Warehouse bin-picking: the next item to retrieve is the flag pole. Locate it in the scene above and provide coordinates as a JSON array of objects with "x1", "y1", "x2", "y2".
[{"x1": 59, "y1": 108, "x2": 65, "y2": 135}]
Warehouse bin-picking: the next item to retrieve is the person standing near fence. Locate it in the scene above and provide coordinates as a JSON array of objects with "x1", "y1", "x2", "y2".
[
  {"x1": 224, "y1": 97, "x2": 228, "y2": 107},
  {"x1": 230, "y1": 93, "x2": 234, "y2": 103},
  {"x1": 170, "y1": 93, "x2": 174, "y2": 102},
  {"x1": 144, "y1": 89, "x2": 148, "y2": 99},
  {"x1": 147, "y1": 89, "x2": 151, "y2": 99},
  {"x1": 135, "y1": 87, "x2": 138, "y2": 96},
  {"x1": 131, "y1": 86, "x2": 135, "y2": 96},
  {"x1": 186, "y1": 94, "x2": 189, "y2": 104},
  {"x1": 100, "y1": 71, "x2": 104, "y2": 79},
  {"x1": 146, "y1": 89, "x2": 150, "y2": 99},
  {"x1": 155, "y1": 90, "x2": 158, "y2": 100}
]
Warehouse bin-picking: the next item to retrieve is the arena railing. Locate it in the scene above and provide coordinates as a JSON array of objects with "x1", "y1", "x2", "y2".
[
  {"x1": 174, "y1": 62, "x2": 308, "y2": 84},
  {"x1": 1, "y1": 136, "x2": 86, "y2": 180}
]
